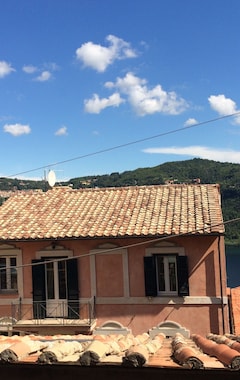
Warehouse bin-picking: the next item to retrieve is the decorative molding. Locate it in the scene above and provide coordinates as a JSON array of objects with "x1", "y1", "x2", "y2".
[
  {"x1": 4, "y1": 297, "x2": 91, "y2": 306},
  {"x1": 145, "y1": 246, "x2": 185, "y2": 256},
  {"x1": 36, "y1": 248, "x2": 73, "y2": 259},
  {"x1": 153, "y1": 242, "x2": 177, "y2": 247},
  {"x1": 96, "y1": 243, "x2": 119, "y2": 249},
  {"x1": 149, "y1": 320, "x2": 190, "y2": 338},
  {"x1": 38, "y1": 244, "x2": 67, "y2": 251},
  {"x1": 89, "y1": 248, "x2": 129, "y2": 297},
  {"x1": 0, "y1": 295, "x2": 228, "y2": 306},
  {"x1": 94, "y1": 296, "x2": 228, "y2": 305},
  {"x1": 93, "y1": 320, "x2": 131, "y2": 335},
  {"x1": 0, "y1": 244, "x2": 17, "y2": 250}
]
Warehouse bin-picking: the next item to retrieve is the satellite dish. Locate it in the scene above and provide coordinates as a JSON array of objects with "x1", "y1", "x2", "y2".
[{"x1": 47, "y1": 170, "x2": 56, "y2": 187}]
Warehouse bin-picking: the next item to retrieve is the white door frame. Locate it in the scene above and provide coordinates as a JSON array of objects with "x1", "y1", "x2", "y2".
[
  {"x1": 36, "y1": 246, "x2": 73, "y2": 318},
  {"x1": 45, "y1": 259, "x2": 68, "y2": 317}
]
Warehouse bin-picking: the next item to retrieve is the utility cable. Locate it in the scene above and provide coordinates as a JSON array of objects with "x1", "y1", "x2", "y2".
[
  {"x1": 3, "y1": 216, "x2": 240, "y2": 271},
  {"x1": 6, "y1": 111, "x2": 240, "y2": 178}
]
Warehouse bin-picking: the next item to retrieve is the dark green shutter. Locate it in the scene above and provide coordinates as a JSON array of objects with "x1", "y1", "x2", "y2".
[
  {"x1": 177, "y1": 256, "x2": 189, "y2": 296},
  {"x1": 144, "y1": 256, "x2": 157, "y2": 297},
  {"x1": 32, "y1": 259, "x2": 46, "y2": 318},
  {"x1": 67, "y1": 258, "x2": 79, "y2": 319}
]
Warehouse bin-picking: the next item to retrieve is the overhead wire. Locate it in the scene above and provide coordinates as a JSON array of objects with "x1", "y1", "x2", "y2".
[
  {"x1": 3, "y1": 216, "x2": 240, "y2": 272},
  {"x1": 6, "y1": 111, "x2": 240, "y2": 178},
  {"x1": 2, "y1": 111, "x2": 240, "y2": 270}
]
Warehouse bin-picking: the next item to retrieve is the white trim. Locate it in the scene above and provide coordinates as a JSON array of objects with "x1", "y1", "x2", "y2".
[
  {"x1": 1, "y1": 295, "x2": 228, "y2": 306},
  {"x1": 146, "y1": 246, "x2": 185, "y2": 256},
  {"x1": 154, "y1": 241, "x2": 177, "y2": 247},
  {"x1": 122, "y1": 250, "x2": 129, "y2": 297},
  {"x1": 0, "y1": 247, "x2": 23, "y2": 298},
  {"x1": 89, "y1": 248, "x2": 129, "y2": 297},
  {"x1": 6, "y1": 297, "x2": 90, "y2": 305},
  {"x1": 36, "y1": 248, "x2": 73, "y2": 259},
  {"x1": 90, "y1": 253, "x2": 96, "y2": 296},
  {"x1": 146, "y1": 247, "x2": 185, "y2": 297},
  {"x1": 94, "y1": 296, "x2": 228, "y2": 305},
  {"x1": 156, "y1": 255, "x2": 178, "y2": 296},
  {"x1": 0, "y1": 244, "x2": 19, "y2": 250},
  {"x1": 36, "y1": 247, "x2": 73, "y2": 318}
]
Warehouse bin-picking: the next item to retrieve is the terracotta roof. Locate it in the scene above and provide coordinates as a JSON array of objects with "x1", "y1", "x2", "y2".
[
  {"x1": 229, "y1": 287, "x2": 240, "y2": 335},
  {"x1": 0, "y1": 184, "x2": 224, "y2": 241},
  {"x1": 0, "y1": 331, "x2": 238, "y2": 371}
]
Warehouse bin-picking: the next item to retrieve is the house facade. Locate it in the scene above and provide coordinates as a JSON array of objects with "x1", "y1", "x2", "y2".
[{"x1": 0, "y1": 184, "x2": 228, "y2": 336}]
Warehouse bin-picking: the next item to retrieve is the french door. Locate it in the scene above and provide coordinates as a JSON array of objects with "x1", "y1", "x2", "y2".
[
  {"x1": 32, "y1": 257, "x2": 79, "y2": 319},
  {"x1": 45, "y1": 259, "x2": 68, "y2": 317}
]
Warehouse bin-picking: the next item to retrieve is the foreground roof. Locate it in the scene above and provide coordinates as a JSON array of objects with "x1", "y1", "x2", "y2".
[
  {"x1": 0, "y1": 331, "x2": 238, "y2": 373},
  {"x1": 0, "y1": 184, "x2": 224, "y2": 241}
]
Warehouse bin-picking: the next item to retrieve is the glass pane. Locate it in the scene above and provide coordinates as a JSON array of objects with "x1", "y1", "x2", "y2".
[
  {"x1": 156, "y1": 256, "x2": 165, "y2": 291},
  {"x1": 169, "y1": 259, "x2": 177, "y2": 291},
  {"x1": 58, "y1": 260, "x2": 67, "y2": 299},
  {"x1": 10, "y1": 257, "x2": 17, "y2": 290},
  {"x1": 46, "y1": 262, "x2": 54, "y2": 299},
  {"x1": 0, "y1": 258, "x2": 6, "y2": 290}
]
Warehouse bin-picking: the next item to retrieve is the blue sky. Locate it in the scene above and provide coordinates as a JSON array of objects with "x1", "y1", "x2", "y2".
[{"x1": 1, "y1": 0, "x2": 240, "y2": 181}]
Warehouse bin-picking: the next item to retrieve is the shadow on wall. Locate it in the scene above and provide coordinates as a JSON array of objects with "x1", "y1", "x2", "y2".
[
  {"x1": 205, "y1": 251, "x2": 216, "y2": 295},
  {"x1": 205, "y1": 251, "x2": 219, "y2": 333}
]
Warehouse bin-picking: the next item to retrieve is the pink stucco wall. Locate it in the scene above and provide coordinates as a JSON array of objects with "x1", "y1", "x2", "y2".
[
  {"x1": 95, "y1": 304, "x2": 225, "y2": 336},
  {"x1": 0, "y1": 234, "x2": 229, "y2": 336}
]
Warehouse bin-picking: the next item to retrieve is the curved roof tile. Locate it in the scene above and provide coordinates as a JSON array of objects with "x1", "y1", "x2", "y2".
[{"x1": 0, "y1": 184, "x2": 224, "y2": 241}]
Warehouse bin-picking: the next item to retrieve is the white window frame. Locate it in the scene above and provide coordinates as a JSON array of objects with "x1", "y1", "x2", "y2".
[
  {"x1": 0, "y1": 256, "x2": 17, "y2": 291},
  {"x1": 155, "y1": 254, "x2": 178, "y2": 296},
  {"x1": 146, "y1": 244, "x2": 185, "y2": 297},
  {"x1": 0, "y1": 244, "x2": 23, "y2": 295}
]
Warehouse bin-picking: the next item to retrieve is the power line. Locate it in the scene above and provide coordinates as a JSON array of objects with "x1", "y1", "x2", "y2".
[
  {"x1": 4, "y1": 216, "x2": 240, "y2": 272},
  {"x1": 7, "y1": 111, "x2": 240, "y2": 178}
]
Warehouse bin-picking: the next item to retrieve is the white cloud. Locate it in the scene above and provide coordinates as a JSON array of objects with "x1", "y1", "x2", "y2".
[
  {"x1": 23, "y1": 63, "x2": 58, "y2": 82},
  {"x1": 107, "y1": 72, "x2": 188, "y2": 116},
  {"x1": 55, "y1": 126, "x2": 68, "y2": 136},
  {"x1": 184, "y1": 118, "x2": 198, "y2": 127},
  {"x1": 76, "y1": 35, "x2": 137, "y2": 72},
  {"x1": 0, "y1": 61, "x2": 15, "y2": 78},
  {"x1": 35, "y1": 70, "x2": 52, "y2": 82},
  {"x1": 84, "y1": 92, "x2": 125, "y2": 114},
  {"x1": 3, "y1": 123, "x2": 31, "y2": 136},
  {"x1": 143, "y1": 145, "x2": 240, "y2": 163},
  {"x1": 22, "y1": 65, "x2": 37, "y2": 74},
  {"x1": 44, "y1": 62, "x2": 59, "y2": 71},
  {"x1": 208, "y1": 94, "x2": 237, "y2": 115},
  {"x1": 208, "y1": 94, "x2": 240, "y2": 125}
]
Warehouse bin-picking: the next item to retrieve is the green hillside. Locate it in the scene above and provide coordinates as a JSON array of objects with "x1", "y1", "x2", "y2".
[
  {"x1": 1, "y1": 158, "x2": 240, "y2": 244},
  {"x1": 67, "y1": 158, "x2": 240, "y2": 188}
]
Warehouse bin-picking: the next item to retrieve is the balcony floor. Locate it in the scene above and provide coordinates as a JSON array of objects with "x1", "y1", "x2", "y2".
[{"x1": 12, "y1": 318, "x2": 97, "y2": 336}]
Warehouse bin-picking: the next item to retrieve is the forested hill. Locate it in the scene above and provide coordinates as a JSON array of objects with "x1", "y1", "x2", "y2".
[
  {"x1": 67, "y1": 158, "x2": 240, "y2": 188},
  {"x1": 0, "y1": 158, "x2": 240, "y2": 244}
]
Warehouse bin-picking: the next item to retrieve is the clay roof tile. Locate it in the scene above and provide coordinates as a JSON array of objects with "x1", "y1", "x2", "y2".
[{"x1": 0, "y1": 184, "x2": 224, "y2": 241}]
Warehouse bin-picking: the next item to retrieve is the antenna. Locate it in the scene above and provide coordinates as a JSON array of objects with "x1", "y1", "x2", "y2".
[{"x1": 47, "y1": 170, "x2": 56, "y2": 187}]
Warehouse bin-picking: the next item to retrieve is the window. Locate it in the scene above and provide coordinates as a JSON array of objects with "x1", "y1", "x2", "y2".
[
  {"x1": 156, "y1": 255, "x2": 177, "y2": 295},
  {"x1": 144, "y1": 254, "x2": 189, "y2": 297},
  {"x1": 0, "y1": 256, "x2": 17, "y2": 291},
  {"x1": 45, "y1": 258, "x2": 67, "y2": 300}
]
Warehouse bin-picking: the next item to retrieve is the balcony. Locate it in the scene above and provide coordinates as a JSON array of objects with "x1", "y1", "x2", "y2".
[{"x1": 9, "y1": 297, "x2": 96, "y2": 336}]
